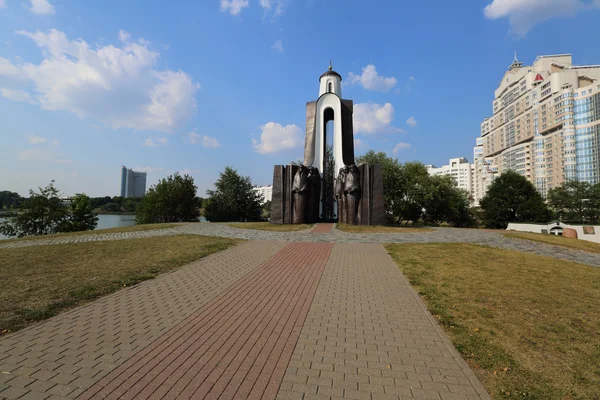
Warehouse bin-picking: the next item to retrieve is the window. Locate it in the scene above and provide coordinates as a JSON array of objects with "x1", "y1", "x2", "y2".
[{"x1": 328, "y1": 82, "x2": 332, "y2": 93}]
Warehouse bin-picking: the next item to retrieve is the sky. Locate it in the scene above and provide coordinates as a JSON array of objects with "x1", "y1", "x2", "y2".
[{"x1": 1, "y1": 0, "x2": 600, "y2": 197}]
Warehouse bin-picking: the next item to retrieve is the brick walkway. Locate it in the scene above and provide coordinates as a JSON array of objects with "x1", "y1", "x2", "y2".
[
  {"x1": 0, "y1": 240, "x2": 491, "y2": 399},
  {"x1": 311, "y1": 224, "x2": 334, "y2": 234}
]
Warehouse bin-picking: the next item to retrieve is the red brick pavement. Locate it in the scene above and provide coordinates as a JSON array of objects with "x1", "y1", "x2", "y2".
[
  {"x1": 79, "y1": 242, "x2": 333, "y2": 400},
  {"x1": 311, "y1": 224, "x2": 334, "y2": 234}
]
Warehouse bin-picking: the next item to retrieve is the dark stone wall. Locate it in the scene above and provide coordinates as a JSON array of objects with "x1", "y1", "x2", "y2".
[
  {"x1": 356, "y1": 164, "x2": 385, "y2": 226},
  {"x1": 270, "y1": 165, "x2": 285, "y2": 224},
  {"x1": 271, "y1": 163, "x2": 383, "y2": 226}
]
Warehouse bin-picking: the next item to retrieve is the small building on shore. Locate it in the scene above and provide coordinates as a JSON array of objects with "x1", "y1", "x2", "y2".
[{"x1": 507, "y1": 221, "x2": 600, "y2": 243}]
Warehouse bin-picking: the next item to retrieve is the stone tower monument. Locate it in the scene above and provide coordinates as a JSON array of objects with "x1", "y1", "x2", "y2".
[{"x1": 271, "y1": 63, "x2": 384, "y2": 226}]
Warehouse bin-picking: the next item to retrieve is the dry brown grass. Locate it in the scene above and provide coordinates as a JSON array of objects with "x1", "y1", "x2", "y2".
[
  {"x1": 0, "y1": 235, "x2": 240, "y2": 334},
  {"x1": 5, "y1": 223, "x2": 185, "y2": 242},
  {"x1": 228, "y1": 222, "x2": 313, "y2": 232},
  {"x1": 385, "y1": 243, "x2": 600, "y2": 399},
  {"x1": 337, "y1": 224, "x2": 434, "y2": 233},
  {"x1": 504, "y1": 231, "x2": 600, "y2": 254}
]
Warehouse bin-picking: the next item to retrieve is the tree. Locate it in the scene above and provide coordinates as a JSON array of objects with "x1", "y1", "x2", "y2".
[
  {"x1": 0, "y1": 191, "x2": 22, "y2": 209},
  {"x1": 547, "y1": 181, "x2": 593, "y2": 223},
  {"x1": 136, "y1": 173, "x2": 200, "y2": 224},
  {"x1": 397, "y1": 162, "x2": 430, "y2": 224},
  {"x1": 262, "y1": 200, "x2": 272, "y2": 220},
  {"x1": 422, "y1": 175, "x2": 457, "y2": 226},
  {"x1": 101, "y1": 203, "x2": 121, "y2": 213},
  {"x1": 480, "y1": 171, "x2": 550, "y2": 229},
  {"x1": 204, "y1": 167, "x2": 263, "y2": 222},
  {"x1": 59, "y1": 194, "x2": 98, "y2": 232},
  {"x1": 0, "y1": 181, "x2": 97, "y2": 237}
]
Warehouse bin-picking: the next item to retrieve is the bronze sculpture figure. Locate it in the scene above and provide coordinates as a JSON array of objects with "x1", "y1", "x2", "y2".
[{"x1": 292, "y1": 165, "x2": 308, "y2": 224}]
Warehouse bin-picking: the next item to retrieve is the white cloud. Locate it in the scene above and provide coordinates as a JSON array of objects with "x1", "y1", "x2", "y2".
[
  {"x1": 189, "y1": 131, "x2": 222, "y2": 148},
  {"x1": 409, "y1": 76, "x2": 415, "y2": 81},
  {"x1": 143, "y1": 137, "x2": 169, "y2": 147},
  {"x1": 406, "y1": 116, "x2": 417, "y2": 127},
  {"x1": 202, "y1": 135, "x2": 222, "y2": 148},
  {"x1": 0, "y1": 57, "x2": 25, "y2": 79},
  {"x1": 353, "y1": 102, "x2": 402, "y2": 135},
  {"x1": 260, "y1": 0, "x2": 285, "y2": 16},
  {"x1": 17, "y1": 147, "x2": 69, "y2": 163},
  {"x1": 354, "y1": 138, "x2": 367, "y2": 149},
  {"x1": 483, "y1": 0, "x2": 597, "y2": 36},
  {"x1": 1, "y1": 29, "x2": 199, "y2": 133},
  {"x1": 0, "y1": 0, "x2": 6, "y2": 9},
  {"x1": 0, "y1": 87, "x2": 35, "y2": 103},
  {"x1": 118, "y1": 29, "x2": 131, "y2": 43},
  {"x1": 271, "y1": 40, "x2": 284, "y2": 53},
  {"x1": 253, "y1": 122, "x2": 302, "y2": 154},
  {"x1": 348, "y1": 64, "x2": 398, "y2": 92},
  {"x1": 220, "y1": 0, "x2": 249, "y2": 15},
  {"x1": 393, "y1": 142, "x2": 411, "y2": 155},
  {"x1": 27, "y1": 135, "x2": 47, "y2": 144},
  {"x1": 29, "y1": 0, "x2": 55, "y2": 15},
  {"x1": 354, "y1": 138, "x2": 369, "y2": 154},
  {"x1": 51, "y1": 139, "x2": 59, "y2": 146}
]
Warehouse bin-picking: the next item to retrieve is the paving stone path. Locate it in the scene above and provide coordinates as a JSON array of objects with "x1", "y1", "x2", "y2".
[
  {"x1": 1, "y1": 223, "x2": 598, "y2": 399},
  {"x1": 2, "y1": 223, "x2": 600, "y2": 267}
]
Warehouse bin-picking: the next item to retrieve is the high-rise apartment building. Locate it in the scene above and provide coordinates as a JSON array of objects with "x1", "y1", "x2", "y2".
[
  {"x1": 120, "y1": 166, "x2": 147, "y2": 198},
  {"x1": 426, "y1": 157, "x2": 473, "y2": 195},
  {"x1": 473, "y1": 54, "x2": 600, "y2": 204},
  {"x1": 253, "y1": 185, "x2": 273, "y2": 204}
]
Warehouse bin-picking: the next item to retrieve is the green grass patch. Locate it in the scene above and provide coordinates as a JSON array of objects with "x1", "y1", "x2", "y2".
[
  {"x1": 227, "y1": 222, "x2": 313, "y2": 232},
  {"x1": 385, "y1": 243, "x2": 600, "y2": 399},
  {"x1": 0, "y1": 235, "x2": 240, "y2": 334},
  {"x1": 504, "y1": 231, "x2": 600, "y2": 254}
]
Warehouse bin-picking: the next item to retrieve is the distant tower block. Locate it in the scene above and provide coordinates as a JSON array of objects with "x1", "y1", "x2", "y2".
[{"x1": 304, "y1": 61, "x2": 355, "y2": 181}]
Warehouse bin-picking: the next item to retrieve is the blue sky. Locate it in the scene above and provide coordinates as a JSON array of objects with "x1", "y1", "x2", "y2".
[{"x1": 1, "y1": 0, "x2": 600, "y2": 197}]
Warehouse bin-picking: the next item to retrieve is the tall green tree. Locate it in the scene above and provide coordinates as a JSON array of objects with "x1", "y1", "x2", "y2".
[
  {"x1": 60, "y1": 194, "x2": 99, "y2": 232},
  {"x1": 480, "y1": 171, "x2": 550, "y2": 229},
  {"x1": 547, "y1": 181, "x2": 593, "y2": 223},
  {"x1": 204, "y1": 167, "x2": 263, "y2": 222},
  {"x1": 136, "y1": 173, "x2": 200, "y2": 224},
  {"x1": 422, "y1": 175, "x2": 457, "y2": 226},
  {"x1": 397, "y1": 162, "x2": 430, "y2": 224}
]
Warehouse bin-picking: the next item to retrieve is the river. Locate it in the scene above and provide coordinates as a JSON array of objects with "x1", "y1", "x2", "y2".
[{"x1": 0, "y1": 214, "x2": 206, "y2": 240}]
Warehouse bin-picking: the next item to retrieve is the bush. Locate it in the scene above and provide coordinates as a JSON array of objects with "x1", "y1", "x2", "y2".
[
  {"x1": 135, "y1": 173, "x2": 200, "y2": 224},
  {"x1": 204, "y1": 167, "x2": 263, "y2": 222}
]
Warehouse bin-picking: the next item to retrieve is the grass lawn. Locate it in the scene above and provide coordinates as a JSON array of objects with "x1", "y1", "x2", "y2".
[
  {"x1": 4, "y1": 223, "x2": 185, "y2": 242},
  {"x1": 228, "y1": 222, "x2": 313, "y2": 232},
  {"x1": 385, "y1": 243, "x2": 600, "y2": 399},
  {"x1": 504, "y1": 231, "x2": 600, "y2": 254},
  {"x1": 337, "y1": 224, "x2": 434, "y2": 233},
  {"x1": 0, "y1": 235, "x2": 240, "y2": 334}
]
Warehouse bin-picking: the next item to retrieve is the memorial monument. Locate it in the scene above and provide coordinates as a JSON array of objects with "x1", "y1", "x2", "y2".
[{"x1": 271, "y1": 63, "x2": 384, "y2": 225}]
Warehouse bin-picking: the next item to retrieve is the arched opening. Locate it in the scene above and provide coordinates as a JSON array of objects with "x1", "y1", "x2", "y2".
[
  {"x1": 322, "y1": 108, "x2": 335, "y2": 221},
  {"x1": 550, "y1": 226, "x2": 563, "y2": 236},
  {"x1": 328, "y1": 82, "x2": 333, "y2": 93}
]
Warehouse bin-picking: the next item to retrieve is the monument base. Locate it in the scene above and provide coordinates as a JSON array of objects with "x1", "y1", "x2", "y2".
[{"x1": 270, "y1": 164, "x2": 384, "y2": 226}]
